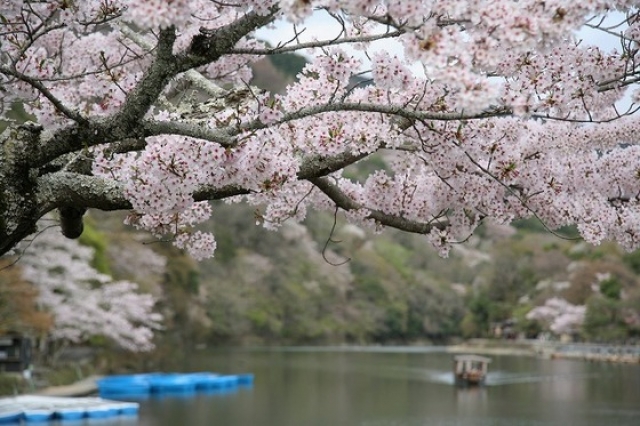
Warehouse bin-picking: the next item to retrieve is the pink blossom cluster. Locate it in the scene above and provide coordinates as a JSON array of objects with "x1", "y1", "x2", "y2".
[
  {"x1": 20, "y1": 225, "x2": 163, "y2": 352},
  {"x1": 526, "y1": 297, "x2": 587, "y2": 336},
  {"x1": 2, "y1": 1, "x2": 640, "y2": 259}
]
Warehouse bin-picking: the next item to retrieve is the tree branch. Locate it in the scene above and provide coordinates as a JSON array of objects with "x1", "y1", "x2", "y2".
[
  {"x1": 0, "y1": 66, "x2": 87, "y2": 123},
  {"x1": 239, "y1": 103, "x2": 513, "y2": 135},
  {"x1": 309, "y1": 176, "x2": 449, "y2": 234},
  {"x1": 179, "y1": 8, "x2": 279, "y2": 70},
  {"x1": 111, "y1": 27, "x2": 179, "y2": 128},
  {"x1": 228, "y1": 30, "x2": 402, "y2": 55},
  {"x1": 142, "y1": 119, "x2": 236, "y2": 148}
]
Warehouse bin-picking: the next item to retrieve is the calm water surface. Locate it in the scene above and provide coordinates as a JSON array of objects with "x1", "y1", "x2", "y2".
[{"x1": 119, "y1": 347, "x2": 639, "y2": 426}]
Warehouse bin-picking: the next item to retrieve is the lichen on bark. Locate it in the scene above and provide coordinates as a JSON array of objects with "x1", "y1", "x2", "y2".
[{"x1": 0, "y1": 123, "x2": 44, "y2": 253}]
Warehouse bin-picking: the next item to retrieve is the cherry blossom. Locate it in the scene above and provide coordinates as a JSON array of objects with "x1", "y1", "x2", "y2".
[
  {"x1": 527, "y1": 297, "x2": 587, "y2": 336},
  {"x1": 1, "y1": 1, "x2": 640, "y2": 261},
  {"x1": 19, "y1": 224, "x2": 163, "y2": 351}
]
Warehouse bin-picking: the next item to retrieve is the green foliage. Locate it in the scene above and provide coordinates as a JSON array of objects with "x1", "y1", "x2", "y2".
[
  {"x1": 42, "y1": 364, "x2": 93, "y2": 387},
  {"x1": 382, "y1": 300, "x2": 409, "y2": 338},
  {"x1": 164, "y1": 254, "x2": 199, "y2": 295},
  {"x1": 460, "y1": 312, "x2": 480, "y2": 338},
  {"x1": 566, "y1": 242, "x2": 620, "y2": 262},
  {"x1": 0, "y1": 103, "x2": 33, "y2": 132},
  {"x1": 145, "y1": 242, "x2": 205, "y2": 344},
  {"x1": 555, "y1": 225, "x2": 581, "y2": 239},
  {"x1": 195, "y1": 201, "x2": 468, "y2": 345},
  {"x1": 210, "y1": 221, "x2": 237, "y2": 263},
  {"x1": 584, "y1": 296, "x2": 627, "y2": 342},
  {"x1": 87, "y1": 334, "x2": 109, "y2": 347},
  {"x1": 511, "y1": 217, "x2": 547, "y2": 233},
  {"x1": 247, "y1": 302, "x2": 283, "y2": 338},
  {"x1": 269, "y1": 53, "x2": 307, "y2": 78},
  {"x1": 0, "y1": 374, "x2": 27, "y2": 396},
  {"x1": 373, "y1": 239, "x2": 412, "y2": 281},
  {"x1": 512, "y1": 304, "x2": 541, "y2": 338},
  {"x1": 511, "y1": 217, "x2": 579, "y2": 239},
  {"x1": 485, "y1": 240, "x2": 539, "y2": 304},
  {"x1": 186, "y1": 270, "x2": 199, "y2": 294},
  {"x1": 464, "y1": 292, "x2": 491, "y2": 337},
  {"x1": 600, "y1": 277, "x2": 622, "y2": 300},
  {"x1": 342, "y1": 154, "x2": 388, "y2": 182},
  {"x1": 352, "y1": 273, "x2": 387, "y2": 303},
  {"x1": 622, "y1": 249, "x2": 640, "y2": 274},
  {"x1": 78, "y1": 218, "x2": 111, "y2": 275}
]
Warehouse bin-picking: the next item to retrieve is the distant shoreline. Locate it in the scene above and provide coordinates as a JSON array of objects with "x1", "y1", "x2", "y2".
[{"x1": 448, "y1": 339, "x2": 640, "y2": 364}]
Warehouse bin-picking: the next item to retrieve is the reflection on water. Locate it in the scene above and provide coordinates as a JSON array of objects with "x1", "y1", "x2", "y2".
[
  {"x1": 52, "y1": 418, "x2": 140, "y2": 426},
  {"x1": 371, "y1": 366, "x2": 599, "y2": 388},
  {"x1": 127, "y1": 347, "x2": 640, "y2": 426}
]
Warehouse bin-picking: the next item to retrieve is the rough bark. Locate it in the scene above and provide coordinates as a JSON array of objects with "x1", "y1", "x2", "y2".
[{"x1": 0, "y1": 124, "x2": 46, "y2": 255}]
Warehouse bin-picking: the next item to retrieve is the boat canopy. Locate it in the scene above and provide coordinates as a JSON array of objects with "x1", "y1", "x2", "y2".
[{"x1": 453, "y1": 355, "x2": 492, "y2": 363}]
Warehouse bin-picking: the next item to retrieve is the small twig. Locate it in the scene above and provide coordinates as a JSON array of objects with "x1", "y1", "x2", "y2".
[{"x1": 321, "y1": 205, "x2": 351, "y2": 266}]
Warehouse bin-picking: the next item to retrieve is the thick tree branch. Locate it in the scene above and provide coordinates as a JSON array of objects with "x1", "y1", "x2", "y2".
[
  {"x1": 111, "y1": 27, "x2": 179, "y2": 129},
  {"x1": 0, "y1": 124, "x2": 47, "y2": 256},
  {"x1": 26, "y1": 11, "x2": 277, "y2": 169},
  {"x1": 37, "y1": 172, "x2": 131, "y2": 211},
  {"x1": 179, "y1": 9, "x2": 278, "y2": 70},
  {"x1": 1, "y1": 147, "x2": 370, "y2": 250},
  {"x1": 142, "y1": 120, "x2": 236, "y2": 147},
  {"x1": 298, "y1": 151, "x2": 370, "y2": 179},
  {"x1": 309, "y1": 176, "x2": 449, "y2": 234}
]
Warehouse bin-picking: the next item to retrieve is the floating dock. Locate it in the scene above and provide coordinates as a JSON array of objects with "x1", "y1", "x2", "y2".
[
  {"x1": 0, "y1": 371, "x2": 254, "y2": 423},
  {"x1": 0, "y1": 395, "x2": 138, "y2": 424},
  {"x1": 97, "y1": 372, "x2": 254, "y2": 399}
]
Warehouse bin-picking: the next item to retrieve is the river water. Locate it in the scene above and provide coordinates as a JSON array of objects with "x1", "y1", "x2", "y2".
[{"x1": 125, "y1": 347, "x2": 639, "y2": 426}]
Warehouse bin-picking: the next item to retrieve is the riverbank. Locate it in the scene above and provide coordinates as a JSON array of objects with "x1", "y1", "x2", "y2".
[
  {"x1": 35, "y1": 375, "x2": 102, "y2": 397},
  {"x1": 448, "y1": 339, "x2": 640, "y2": 364}
]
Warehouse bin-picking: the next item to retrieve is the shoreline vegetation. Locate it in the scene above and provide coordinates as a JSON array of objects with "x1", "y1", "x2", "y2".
[{"x1": 448, "y1": 339, "x2": 640, "y2": 364}]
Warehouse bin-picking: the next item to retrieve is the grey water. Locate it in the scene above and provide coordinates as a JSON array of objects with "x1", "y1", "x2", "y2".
[{"x1": 124, "y1": 347, "x2": 639, "y2": 426}]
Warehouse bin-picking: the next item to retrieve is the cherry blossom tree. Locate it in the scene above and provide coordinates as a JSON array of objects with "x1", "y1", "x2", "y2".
[
  {"x1": 20, "y1": 224, "x2": 163, "y2": 352},
  {"x1": 0, "y1": 258, "x2": 52, "y2": 335},
  {"x1": 526, "y1": 297, "x2": 586, "y2": 336},
  {"x1": 2, "y1": 1, "x2": 640, "y2": 260}
]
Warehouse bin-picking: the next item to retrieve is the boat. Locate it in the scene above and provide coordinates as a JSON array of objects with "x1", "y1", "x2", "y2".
[{"x1": 453, "y1": 354, "x2": 491, "y2": 386}]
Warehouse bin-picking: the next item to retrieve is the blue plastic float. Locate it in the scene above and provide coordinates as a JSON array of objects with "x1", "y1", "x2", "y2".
[
  {"x1": 0, "y1": 410, "x2": 21, "y2": 425},
  {"x1": 97, "y1": 371, "x2": 254, "y2": 399},
  {"x1": 0, "y1": 395, "x2": 139, "y2": 424},
  {"x1": 0, "y1": 371, "x2": 254, "y2": 423},
  {"x1": 22, "y1": 408, "x2": 52, "y2": 423}
]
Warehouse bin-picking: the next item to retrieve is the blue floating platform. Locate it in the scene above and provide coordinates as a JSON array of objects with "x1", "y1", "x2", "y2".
[
  {"x1": 0, "y1": 409, "x2": 22, "y2": 424},
  {"x1": 97, "y1": 371, "x2": 253, "y2": 399},
  {"x1": 54, "y1": 406, "x2": 85, "y2": 421},
  {"x1": 97, "y1": 373, "x2": 155, "y2": 396},
  {"x1": 148, "y1": 374, "x2": 197, "y2": 393},
  {"x1": 0, "y1": 395, "x2": 140, "y2": 424},
  {"x1": 238, "y1": 374, "x2": 254, "y2": 385},
  {"x1": 23, "y1": 409, "x2": 53, "y2": 423}
]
